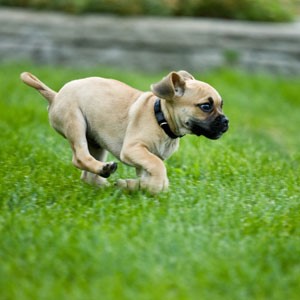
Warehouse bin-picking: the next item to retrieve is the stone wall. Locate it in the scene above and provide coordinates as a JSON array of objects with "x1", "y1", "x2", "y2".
[{"x1": 1, "y1": 8, "x2": 300, "y2": 74}]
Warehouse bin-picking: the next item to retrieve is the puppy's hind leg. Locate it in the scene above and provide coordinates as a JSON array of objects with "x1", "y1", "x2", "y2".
[
  {"x1": 81, "y1": 146, "x2": 110, "y2": 187},
  {"x1": 64, "y1": 110, "x2": 117, "y2": 178}
]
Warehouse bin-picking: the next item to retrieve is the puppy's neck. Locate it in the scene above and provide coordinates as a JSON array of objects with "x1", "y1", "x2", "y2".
[{"x1": 160, "y1": 99, "x2": 184, "y2": 138}]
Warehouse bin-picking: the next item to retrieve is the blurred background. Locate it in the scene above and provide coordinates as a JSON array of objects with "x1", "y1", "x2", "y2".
[
  {"x1": 1, "y1": 3, "x2": 300, "y2": 300},
  {"x1": 0, "y1": 0, "x2": 300, "y2": 74}
]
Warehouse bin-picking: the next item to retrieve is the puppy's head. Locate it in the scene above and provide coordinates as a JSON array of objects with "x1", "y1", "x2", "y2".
[{"x1": 151, "y1": 71, "x2": 229, "y2": 139}]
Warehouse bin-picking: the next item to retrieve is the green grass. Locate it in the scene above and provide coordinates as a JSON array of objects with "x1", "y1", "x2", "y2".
[{"x1": 0, "y1": 63, "x2": 299, "y2": 300}]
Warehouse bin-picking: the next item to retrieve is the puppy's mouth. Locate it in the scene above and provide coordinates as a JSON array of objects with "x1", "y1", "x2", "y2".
[{"x1": 188, "y1": 115, "x2": 229, "y2": 140}]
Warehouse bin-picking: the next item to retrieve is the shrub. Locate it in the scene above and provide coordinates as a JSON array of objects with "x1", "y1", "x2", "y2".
[
  {"x1": 0, "y1": 0, "x2": 297, "y2": 21},
  {"x1": 176, "y1": 0, "x2": 297, "y2": 22}
]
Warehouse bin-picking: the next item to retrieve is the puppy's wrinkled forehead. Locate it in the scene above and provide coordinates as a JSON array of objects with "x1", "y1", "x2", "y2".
[
  {"x1": 183, "y1": 80, "x2": 222, "y2": 109},
  {"x1": 187, "y1": 80, "x2": 221, "y2": 100}
]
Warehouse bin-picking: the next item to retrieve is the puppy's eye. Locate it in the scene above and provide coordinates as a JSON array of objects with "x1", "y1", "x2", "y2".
[{"x1": 198, "y1": 103, "x2": 213, "y2": 112}]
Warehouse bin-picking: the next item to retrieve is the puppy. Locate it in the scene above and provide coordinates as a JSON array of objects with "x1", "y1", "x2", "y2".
[{"x1": 20, "y1": 71, "x2": 228, "y2": 194}]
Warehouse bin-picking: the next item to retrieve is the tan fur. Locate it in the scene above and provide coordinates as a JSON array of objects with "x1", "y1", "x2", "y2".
[{"x1": 20, "y1": 70, "x2": 228, "y2": 194}]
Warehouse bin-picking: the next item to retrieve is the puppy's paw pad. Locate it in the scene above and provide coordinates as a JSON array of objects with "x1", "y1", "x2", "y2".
[{"x1": 99, "y1": 162, "x2": 118, "y2": 178}]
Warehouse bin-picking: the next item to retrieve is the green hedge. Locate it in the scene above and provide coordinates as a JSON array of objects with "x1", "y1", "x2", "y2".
[{"x1": 0, "y1": 0, "x2": 298, "y2": 22}]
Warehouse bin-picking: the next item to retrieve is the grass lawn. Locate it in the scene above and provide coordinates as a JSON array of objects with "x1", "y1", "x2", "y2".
[{"x1": 0, "y1": 63, "x2": 299, "y2": 300}]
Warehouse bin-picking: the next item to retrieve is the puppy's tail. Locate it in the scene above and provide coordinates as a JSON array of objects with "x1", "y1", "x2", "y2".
[{"x1": 20, "y1": 72, "x2": 56, "y2": 104}]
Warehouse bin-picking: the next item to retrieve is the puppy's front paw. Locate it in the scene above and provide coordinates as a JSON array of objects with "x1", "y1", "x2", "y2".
[
  {"x1": 116, "y1": 179, "x2": 140, "y2": 191},
  {"x1": 140, "y1": 176, "x2": 169, "y2": 194},
  {"x1": 116, "y1": 179, "x2": 127, "y2": 189},
  {"x1": 99, "y1": 162, "x2": 118, "y2": 178},
  {"x1": 116, "y1": 177, "x2": 169, "y2": 194}
]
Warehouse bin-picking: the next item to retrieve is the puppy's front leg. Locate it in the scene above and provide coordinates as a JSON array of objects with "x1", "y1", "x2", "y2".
[{"x1": 119, "y1": 145, "x2": 169, "y2": 194}]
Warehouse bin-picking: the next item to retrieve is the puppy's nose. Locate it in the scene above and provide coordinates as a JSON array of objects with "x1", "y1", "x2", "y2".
[{"x1": 222, "y1": 116, "x2": 229, "y2": 126}]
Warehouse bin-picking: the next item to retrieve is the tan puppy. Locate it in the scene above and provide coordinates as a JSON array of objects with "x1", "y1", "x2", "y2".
[{"x1": 20, "y1": 71, "x2": 228, "y2": 193}]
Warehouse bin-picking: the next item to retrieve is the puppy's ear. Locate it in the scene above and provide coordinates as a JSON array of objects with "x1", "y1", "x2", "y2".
[
  {"x1": 151, "y1": 71, "x2": 186, "y2": 101},
  {"x1": 177, "y1": 70, "x2": 195, "y2": 81}
]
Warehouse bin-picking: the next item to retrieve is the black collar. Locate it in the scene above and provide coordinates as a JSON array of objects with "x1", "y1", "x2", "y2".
[{"x1": 154, "y1": 99, "x2": 182, "y2": 139}]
